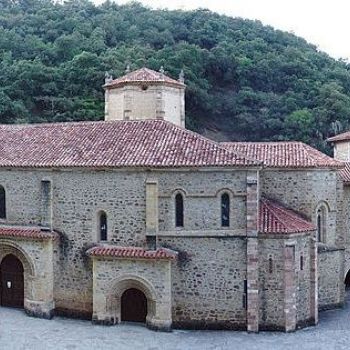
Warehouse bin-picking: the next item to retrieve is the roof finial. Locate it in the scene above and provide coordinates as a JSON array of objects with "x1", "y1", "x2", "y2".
[
  {"x1": 159, "y1": 66, "x2": 165, "y2": 76},
  {"x1": 104, "y1": 71, "x2": 113, "y2": 84},
  {"x1": 125, "y1": 64, "x2": 131, "y2": 73},
  {"x1": 178, "y1": 69, "x2": 185, "y2": 83}
]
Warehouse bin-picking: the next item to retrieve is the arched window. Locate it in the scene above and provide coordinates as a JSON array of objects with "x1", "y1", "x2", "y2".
[
  {"x1": 99, "y1": 211, "x2": 107, "y2": 241},
  {"x1": 316, "y1": 205, "x2": 327, "y2": 243},
  {"x1": 0, "y1": 185, "x2": 6, "y2": 219},
  {"x1": 221, "y1": 193, "x2": 230, "y2": 227},
  {"x1": 175, "y1": 193, "x2": 184, "y2": 228}
]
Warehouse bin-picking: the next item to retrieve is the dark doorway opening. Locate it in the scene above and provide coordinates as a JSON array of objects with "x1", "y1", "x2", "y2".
[
  {"x1": 0, "y1": 254, "x2": 24, "y2": 308},
  {"x1": 121, "y1": 288, "x2": 147, "y2": 323},
  {"x1": 345, "y1": 270, "x2": 350, "y2": 289}
]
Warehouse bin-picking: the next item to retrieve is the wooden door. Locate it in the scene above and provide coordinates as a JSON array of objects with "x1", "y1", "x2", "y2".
[
  {"x1": 121, "y1": 288, "x2": 147, "y2": 322},
  {"x1": 0, "y1": 254, "x2": 24, "y2": 308}
]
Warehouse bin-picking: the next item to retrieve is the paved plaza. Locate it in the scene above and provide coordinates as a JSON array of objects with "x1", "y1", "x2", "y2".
[{"x1": 1, "y1": 294, "x2": 350, "y2": 350}]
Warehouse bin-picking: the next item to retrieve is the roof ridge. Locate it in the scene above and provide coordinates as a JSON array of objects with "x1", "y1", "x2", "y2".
[
  {"x1": 0, "y1": 118, "x2": 170, "y2": 129},
  {"x1": 164, "y1": 122, "x2": 262, "y2": 166},
  {"x1": 261, "y1": 198, "x2": 288, "y2": 231},
  {"x1": 299, "y1": 142, "x2": 319, "y2": 167},
  {"x1": 221, "y1": 141, "x2": 301, "y2": 145}
]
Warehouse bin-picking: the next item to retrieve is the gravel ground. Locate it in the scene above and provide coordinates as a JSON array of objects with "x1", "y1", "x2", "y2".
[{"x1": 1, "y1": 295, "x2": 350, "y2": 350}]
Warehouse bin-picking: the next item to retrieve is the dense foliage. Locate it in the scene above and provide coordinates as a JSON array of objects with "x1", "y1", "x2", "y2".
[{"x1": 0, "y1": 0, "x2": 350, "y2": 151}]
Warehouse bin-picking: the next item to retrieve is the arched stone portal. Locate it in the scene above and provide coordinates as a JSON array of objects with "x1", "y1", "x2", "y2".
[
  {"x1": 0, "y1": 233, "x2": 56, "y2": 319},
  {"x1": 89, "y1": 245, "x2": 176, "y2": 331},
  {"x1": 0, "y1": 254, "x2": 24, "y2": 308},
  {"x1": 121, "y1": 288, "x2": 147, "y2": 323}
]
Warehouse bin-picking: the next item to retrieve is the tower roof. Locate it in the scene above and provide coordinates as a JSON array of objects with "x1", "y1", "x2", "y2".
[
  {"x1": 104, "y1": 67, "x2": 185, "y2": 89},
  {"x1": 327, "y1": 131, "x2": 350, "y2": 143}
]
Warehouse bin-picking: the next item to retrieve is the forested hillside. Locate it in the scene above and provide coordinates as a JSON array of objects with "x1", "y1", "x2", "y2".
[{"x1": 1, "y1": 0, "x2": 350, "y2": 151}]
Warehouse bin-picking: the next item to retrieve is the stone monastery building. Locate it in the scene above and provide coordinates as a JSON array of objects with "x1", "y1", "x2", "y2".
[{"x1": 1, "y1": 66, "x2": 350, "y2": 332}]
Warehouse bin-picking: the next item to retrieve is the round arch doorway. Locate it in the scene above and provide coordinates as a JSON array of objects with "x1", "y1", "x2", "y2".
[
  {"x1": 0, "y1": 254, "x2": 24, "y2": 308},
  {"x1": 121, "y1": 288, "x2": 147, "y2": 323}
]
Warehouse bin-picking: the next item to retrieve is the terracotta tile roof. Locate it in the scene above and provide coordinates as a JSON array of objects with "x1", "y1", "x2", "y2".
[
  {"x1": 340, "y1": 162, "x2": 350, "y2": 184},
  {"x1": 87, "y1": 245, "x2": 177, "y2": 260},
  {"x1": 0, "y1": 119, "x2": 259, "y2": 169},
  {"x1": 0, "y1": 226, "x2": 57, "y2": 240},
  {"x1": 104, "y1": 67, "x2": 185, "y2": 89},
  {"x1": 259, "y1": 198, "x2": 315, "y2": 234},
  {"x1": 327, "y1": 131, "x2": 350, "y2": 143},
  {"x1": 221, "y1": 141, "x2": 342, "y2": 169}
]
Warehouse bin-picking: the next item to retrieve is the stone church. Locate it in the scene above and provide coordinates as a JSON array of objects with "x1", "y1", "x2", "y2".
[{"x1": 0, "y1": 66, "x2": 349, "y2": 332}]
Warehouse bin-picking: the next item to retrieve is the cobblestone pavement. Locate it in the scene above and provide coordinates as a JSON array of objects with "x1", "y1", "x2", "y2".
[{"x1": 1, "y1": 295, "x2": 350, "y2": 350}]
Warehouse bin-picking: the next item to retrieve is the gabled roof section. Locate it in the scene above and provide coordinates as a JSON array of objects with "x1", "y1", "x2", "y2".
[
  {"x1": 259, "y1": 198, "x2": 315, "y2": 234},
  {"x1": 221, "y1": 141, "x2": 342, "y2": 169},
  {"x1": 327, "y1": 131, "x2": 350, "y2": 143},
  {"x1": 104, "y1": 67, "x2": 185, "y2": 89},
  {"x1": 87, "y1": 246, "x2": 177, "y2": 260},
  {"x1": 0, "y1": 119, "x2": 260, "y2": 169}
]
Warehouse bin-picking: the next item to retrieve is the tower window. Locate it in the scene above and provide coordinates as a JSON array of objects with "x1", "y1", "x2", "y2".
[
  {"x1": 316, "y1": 204, "x2": 327, "y2": 243},
  {"x1": 99, "y1": 211, "x2": 107, "y2": 241},
  {"x1": 175, "y1": 193, "x2": 184, "y2": 228},
  {"x1": 221, "y1": 193, "x2": 230, "y2": 227},
  {"x1": 0, "y1": 185, "x2": 6, "y2": 219}
]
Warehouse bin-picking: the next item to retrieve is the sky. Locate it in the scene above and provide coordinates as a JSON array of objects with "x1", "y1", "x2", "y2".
[{"x1": 93, "y1": 0, "x2": 350, "y2": 60}]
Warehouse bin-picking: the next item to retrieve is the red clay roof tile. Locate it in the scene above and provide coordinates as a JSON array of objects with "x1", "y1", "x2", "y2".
[
  {"x1": 259, "y1": 198, "x2": 315, "y2": 234},
  {"x1": 221, "y1": 141, "x2": 342, "y2": 169},
  {"x1": 0, "y1": 119, "x2": 259, "y2": 169},
  {"x1": 87, "y1": 246, "x2": 177, "y2": 260},
  {"x1": 339, "y1": 162, "x2": 350, "y2": 184},
  {"x1": 104, "y1": 67, "x2": 185, "y2": 89},
  {"x1": 0, "y1": 226, "x2": 57, "y2": 240}
]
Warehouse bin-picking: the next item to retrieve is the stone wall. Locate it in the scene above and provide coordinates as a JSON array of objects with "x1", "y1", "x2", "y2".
[
  {"x1": 318, "y1": 247, "x2": 344, "y2": 309},
  {"x1": 333, "y1": 141, "x2": 350, "y2": 162},
  {"x1": 0, "y1": 168, "x2": 249, "y2": 319},
  {"x1": 105, "y1": 84, "x2": 185, "y2": 127},
  {"x1": 262, "y1": 168, "x2": 345, "y2": 313},
  {"x1": 158, "y1": 171, "x2": 247, "y2": 233},
  {"x1": 158, "y1": 236, "x2": 247, "y2": 329},
  {"x1": 258, "y1": 238, "x2": 285, "y2": 330},
  {"x1": 261, "y1": 170, "x2": 339, "y2": 245},
  {"x1": 258, "y1": 234, "x2": 314, "y2": 331}
]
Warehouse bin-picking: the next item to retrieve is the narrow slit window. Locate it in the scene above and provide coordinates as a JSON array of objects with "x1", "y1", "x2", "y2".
[
  {"x1": 41, "y1": 180, "x2": 52, "y2": 227},
  {"x1": 268, "y1": 257, "x2": 273, "y2": 273},
  {"x1": 175, "y1": 193, "x2": 184, "y2": 228},
  {"x1": 300, "y1": 255, "x2": 304, "y2": 271},
  {"x1": 0, "y1": 185, "x2": 5, "y2": 219},
  {"x1": 316, "y1": 205, "x2": 327, "y2": 243},
  {"x1": 317, "y1": 211, "x2": 322, "y2": 242},
  {"x1": 99, "y1": 212, "x2": 107, "y2": 241},
  {"x1": 221, "y1": 193, "x2": 230, "y2": 227}
]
